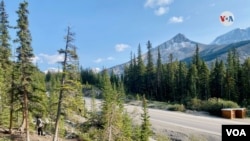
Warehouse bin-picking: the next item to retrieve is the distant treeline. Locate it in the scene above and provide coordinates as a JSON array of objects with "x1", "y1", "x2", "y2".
[{"x1": 81, "y1": 41, "x2": 250, "y2": 106}]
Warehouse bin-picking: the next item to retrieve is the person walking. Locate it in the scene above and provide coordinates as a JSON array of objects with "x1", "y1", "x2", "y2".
[{"x1": 36, "y1": 116, "x2": 44, "y2": 136}]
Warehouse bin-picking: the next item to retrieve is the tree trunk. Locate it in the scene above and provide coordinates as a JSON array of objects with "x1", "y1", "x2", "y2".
[
  {"x1": 19, "y1": 103, "x2": 26, "y2": 133},
  {"x1": 9, "y1": 91, "x2": 14, "y2": 134},
  {"x1": 24, "y1": 91, "x2": 30, "y2": 141},
  {"x1": 53, "y1": 89, "x2": 63, "y2": 141},
  {"x1": 9, "y1": 72, "x2": 15, "y2": 134},
  {"x1": 19, "y1": 91, "x2": 30, "y2": 141},
  {"x1": 53, "y1": 26, "x2": 70, "y2": 141}
]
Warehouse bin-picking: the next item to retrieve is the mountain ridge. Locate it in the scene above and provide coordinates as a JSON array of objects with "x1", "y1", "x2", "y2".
[
  {"x1": 211, "y1": 27, "x2": 250, "y2": 45},
  {"x1": 108, "y1": 27, "x2": 250, "y2": 75}
]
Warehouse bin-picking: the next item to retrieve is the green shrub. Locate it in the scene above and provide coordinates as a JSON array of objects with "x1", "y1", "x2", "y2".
[
  {"x1": 155, "y1": 133, "x2": 171, "y2": 141},
  {"x1": 186, "y1": 98, "x2": 203, "y2": 110},
  {"x1": 78, "y1": 133, "x2": 92, "y2": 141},
  {"x1": 168, "y1": 104, "x2": 185, "y2": 112},
  {"x1": 201, "y1": 98, "x2": 239, "y2": 116}
]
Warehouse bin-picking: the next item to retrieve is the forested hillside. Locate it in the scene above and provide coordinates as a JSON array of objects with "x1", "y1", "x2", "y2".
[
  {"x1": 82, "y1": 42, "x2": 250, "y2": 107},
  {"x1": 0, "y1": 1, "x2": 153, "y2": 140},
  {"x1": 1, "y1": 0, "x2": 249, "y2": 141}
]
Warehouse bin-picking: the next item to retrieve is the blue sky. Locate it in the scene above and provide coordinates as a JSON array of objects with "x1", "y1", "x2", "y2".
[{"x1": 4, "y1": 0, "x2": 250, "y2": 72}]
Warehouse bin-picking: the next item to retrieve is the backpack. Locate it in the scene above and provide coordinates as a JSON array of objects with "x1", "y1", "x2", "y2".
[{"x1": 37, "y1": 118, "x2": 43, "y2": 127}]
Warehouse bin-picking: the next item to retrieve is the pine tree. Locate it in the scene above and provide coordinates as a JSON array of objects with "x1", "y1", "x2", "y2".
[
  {"x1": 121, "y1": 112, "x2": 133, "y2": 141},
  {"x1": 187, "y1": 64, "x2": 198, "y2": 98},
  {"x1": 241, "y1": 58, "x2": 250, "y2": 105},
  {"x1": 30, "y1": 69, "x2": 47, "y2": 117},
  {"x1": 15, "y1": 1, "x2": 34, "y2": 140},
  {"x1": 0, "y1": 0, "x2": 11, "y2": 68},
  {"x1": 53, "y1": 26, "x2": 83, "y2": 141},
  {"x1": 192, "y1": 44, "x2": 202, "y2": 70},
  {"x1": 165, "y1": 53, "x2": 178, "y2": 101},
  {"x1": 156, "y1": 48, "x2": 163, "y2": 100},
  {"x1": 192, "y1": 45, "x2": 203, "y2": 99},
  {"x1": 0, "y1": 0, "x2": 12, "y2": 128},
  {"x1": 124, "y1": 52, "x2": 136, "y2": 93},
  {"x1": 225, "y1": 50, "x2": 237, "y2": 100},
  {"x1": 8, "y1": 62, "x2": 19, "y2": 133},
  {"x1": 232, "y1": 48, "x2": 241, "y2": 102},
  {"x1": 145, "y1": 41, "x2": 155, "y2": 99},
  {"x1": 140, "y1": 95, "x2": 151, "y2": 141},
  {"x1": 101, "y1": 70, "x2": 124, "y2": 141},
  {"x1": 136, "y1": 44, "x2": 145, "y2": 94},
  {"x1": 210, "y1": 59, "x2": 225, "y2": 98},
  {"x1": 199, "y1": 61, "x2": 210, "y2": 100},
  {"x1": 45, "y1": 72, "x2": 61, "y2": 133},
  {"x1": 176, "y1": 61, "x2": 188, "y2": 103}
]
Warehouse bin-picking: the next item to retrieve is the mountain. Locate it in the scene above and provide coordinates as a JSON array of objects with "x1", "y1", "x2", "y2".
[
  {"x1": 108, "y1": 33, "x2": 207, "y2": 75},
  {"x1": 149, "y1": 33, "x2": 207, "y2": 64},
  {"x1": 183, "y1": 40, "x2": 250, "y2": 64},
  {"x1": 211, "y1": 27, "x2": 250, "y2": 45},
  {"x1": 108, "y1": 27, "x2": 250, "y2": 75}
]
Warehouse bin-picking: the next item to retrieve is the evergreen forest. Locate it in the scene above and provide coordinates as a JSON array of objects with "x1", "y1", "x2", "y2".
[
  {"x1": 0, "y1": 1, "x2": 152, "y2": 141},
  {"x1": 0, "y1": 0, "x2": 249, "y2": 141},
  {"x1": 82, "y1": 42, "x2": 250, "y2": 107}
]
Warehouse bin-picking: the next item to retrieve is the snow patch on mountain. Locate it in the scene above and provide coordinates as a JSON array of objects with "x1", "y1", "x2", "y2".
[{"x1": 211, "y1": 27, "x2": 250, "y2": 45}]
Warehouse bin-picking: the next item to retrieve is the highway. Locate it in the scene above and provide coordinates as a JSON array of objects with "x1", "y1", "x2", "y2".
[{"x1": 84, "y1": 97, "x2": 250, "y2": 140}]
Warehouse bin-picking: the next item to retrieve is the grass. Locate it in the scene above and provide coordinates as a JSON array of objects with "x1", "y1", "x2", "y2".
[
  {"x1": 0, "y1": 137, "x2": 11, "y2": 141},
  {"x1": 147, "y1": 101, "x2": 170, "y2": 110},
  {"x1": 189, "y1": 134, "x2": 206, "y2": 141}
]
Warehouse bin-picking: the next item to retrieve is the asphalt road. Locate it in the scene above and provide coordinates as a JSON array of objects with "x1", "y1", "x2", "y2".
[
  {"x1": 139, "y1": 106, "x2": 249, "y2": 136},
  {"x1": 84, "y1": 97, "x2": 250, "y2": 139}
]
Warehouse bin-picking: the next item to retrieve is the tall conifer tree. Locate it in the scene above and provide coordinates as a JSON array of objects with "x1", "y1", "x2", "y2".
[
  {"x1": 53, "y1": 26, "x2": 83, "y2": 141},
  {"x1": 141, "y1": 95, "x2": 151, "y2": 141},
  {"x1": 225, "y1": 50, "x2": 237, "y2": 100},
  {"x1": 137, "y1": 44, "x2": 145, "y2": 94},
  {"x1": 101, "y1": 70, "x2": 123, "y2": 141},
  {"x1": 156, "y1": 48, "x2": 163, "y2": 100},
  {"x1": 199, "y1": 61, "x2": 210, "y2": 100},
  {"x1": 0, "y1": 0, "x2": 11, "y2": 128},
  {"x1": 145, "y1": 41, "x2": 155, "y2": 99},
  {"x1": 0, "y1": 0, "x2": 11, "y2": 68},
  {"x1": 15, "y1": 1, "x2": 34, "y2": 140},
  {"x1": 210, "y1": 59, "x2": 225, "y2": 98}
]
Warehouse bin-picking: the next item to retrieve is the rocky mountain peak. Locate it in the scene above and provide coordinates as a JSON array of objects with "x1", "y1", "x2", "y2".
[{"x1": 170, "y1": 33, "x2": 190, "y2": 43}]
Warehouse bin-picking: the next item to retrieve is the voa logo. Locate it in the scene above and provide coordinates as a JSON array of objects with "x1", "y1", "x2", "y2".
[
  {"x1": 220, "y1": 11, "x2": 234, "y2": 26},
  {"x1": 222, "y1": 125, "x2": 250, "y2": 141},
  {"x1": 226, "y1": 129, "x2": 246, "y2": 136}
]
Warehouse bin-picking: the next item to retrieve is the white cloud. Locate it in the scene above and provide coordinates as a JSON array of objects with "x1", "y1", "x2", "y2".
[
  {"x1": 169, "y1": 16, "x2": 183, "y2": 23},
  {"x1": 31, "y1": 55, "x2": 41, "y2": 64},
  {"x1": 144, "y1": 0, "x2": 155, "y2": 7},
  {"x1": 94, "y1": 56, "x2": 115, "y2": 63},
  {"x1": 154, "y1": 7, "x2": 169, "y2": 16},
  {"x1": 94, "y1": 58, "x2": 103, "y2": 63},
  {"x1": 39, "y1": 53, "x2": 64, "y2": 64},
  {"x1": 144, "y1": 0, "x2": 173, "y2": 16},
  {"x1": 145, "y1": 0, "x2": 173, "y2": 8},
  {"x1": 115, "y1": 44, "x2": 130, "y2": 52},
  {"x1": 44, "y1": 67, "x2": 62, "y2": 74}
]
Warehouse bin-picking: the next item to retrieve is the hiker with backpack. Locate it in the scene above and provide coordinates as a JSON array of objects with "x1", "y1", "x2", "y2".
[{"x1": 36, "y1": 116, "x2": 44, "y2": 136}]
